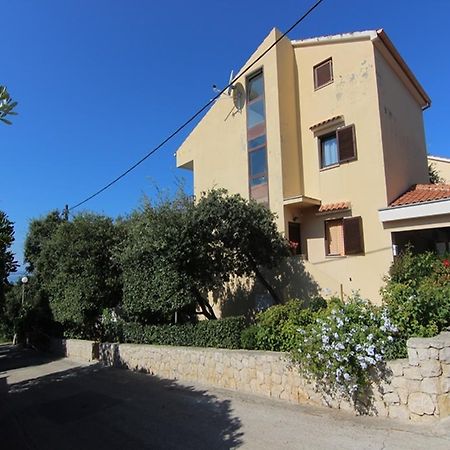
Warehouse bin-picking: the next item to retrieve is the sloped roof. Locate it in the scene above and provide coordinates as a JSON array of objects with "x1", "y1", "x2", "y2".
[
  {"x1": 390, "y1": 184, "x2": 450, "y2": 207},
  {"x1": 318, "y1": 201, "x2": 351, "y2": 213}
]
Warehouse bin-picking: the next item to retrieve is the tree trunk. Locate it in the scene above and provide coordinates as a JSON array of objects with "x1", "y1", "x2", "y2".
[
  {"x1": 253, "y1": 265, "x2": 282, "y2": 305},
  {"x1": 192, "y1": 288, "x2": 217, "y2": 320}
]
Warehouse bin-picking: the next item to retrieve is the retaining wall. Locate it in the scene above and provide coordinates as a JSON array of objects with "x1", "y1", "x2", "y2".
[{"x1": 50, "y1": 332, "x2": 450, "y2": 422}]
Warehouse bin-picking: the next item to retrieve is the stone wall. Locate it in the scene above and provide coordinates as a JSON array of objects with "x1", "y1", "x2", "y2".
[
  {"x1": 51, "y1": 332, "x2": 450, "y2": 422},
  {"x1": 49, "y1": 338, "x2": 98, "y2": 362}
]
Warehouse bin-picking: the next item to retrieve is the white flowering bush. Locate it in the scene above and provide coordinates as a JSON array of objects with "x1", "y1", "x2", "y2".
[{"x1": 293, "y1": 295, "x2": 397, "y2": 401}]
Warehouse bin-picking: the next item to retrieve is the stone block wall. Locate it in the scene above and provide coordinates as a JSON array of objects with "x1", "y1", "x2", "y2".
[
  {"x1": 51, "y1": 332, "x2": 450, "y2": 422},
  {"x1": 49, "y1": 338, "x2": 98, "y2": 362}
]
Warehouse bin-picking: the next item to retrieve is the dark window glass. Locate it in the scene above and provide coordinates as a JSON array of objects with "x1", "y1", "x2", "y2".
[
  {"x1": 248, "y1": 135, "x2": 266, "y2": 149},
  {"x1": 314, "y1": 58, "x2": 333, "y2": 89},
  {"x1": 248, "y1": 74, "x2": 264, "y2": 101},
  {"x1": 247, "y1": 100, "x2": 265, "y2": 128},
  {"x1": 250, "y1": 147, "x2": 267, "y2": 177},
  {"x1": 250, "y1": 175, "x2": 268, "y2": 186}
]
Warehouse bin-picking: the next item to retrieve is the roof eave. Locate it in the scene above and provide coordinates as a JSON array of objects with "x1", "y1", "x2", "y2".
[{"x1": 374, "y1": 29, "x2": 431, "y2": 110}]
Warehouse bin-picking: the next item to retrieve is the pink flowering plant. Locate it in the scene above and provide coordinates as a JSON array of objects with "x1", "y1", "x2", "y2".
[{"x1": 293, "y1": 294, "x2": 397, "y2": 402}]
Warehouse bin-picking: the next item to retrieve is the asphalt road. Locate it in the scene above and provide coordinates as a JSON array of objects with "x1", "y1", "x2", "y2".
[{"x1": 1, "y1": 344, "x2": 449, "y2": 450}]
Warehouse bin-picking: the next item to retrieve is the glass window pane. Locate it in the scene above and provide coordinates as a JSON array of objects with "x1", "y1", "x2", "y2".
[
  {"x1": 250, "y1": 175, "x2": 267, "y2": 186},
  {"x1": 247, "y1": 100, "x2": 265, "y2": 128},
  {"x1": 321, "y1": 134, "x2": 338, "y2": 167},
  {"x1": 248, "y1": 74, "x2": 264, "y2": 101},
  {"x1": 248, "y1": 135, "x2": 266, "y2": 149},
  {"x1": 250, "y1": 147, "x2": 267, "y2": 177}
]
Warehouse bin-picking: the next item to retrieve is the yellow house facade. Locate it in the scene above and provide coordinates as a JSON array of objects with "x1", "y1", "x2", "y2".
[
  {"x1": 428, "y1": 155, "x2": 450, "y2": 183},
  {"x1": 177, "y1": 29, "x2": 450, "y2": 307}
]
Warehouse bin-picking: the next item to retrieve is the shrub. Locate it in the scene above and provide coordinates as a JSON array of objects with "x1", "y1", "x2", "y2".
[
  {"x1": 382, "y1": 249, "x2": 450, "y2": 358},
  {"x1": 103, "y1": 316, "x2": 246, "y2": 350},
  {"x1": 241, "y1": 325, "x2": 258, "y2": 350},
  {"x1": 243, "y1": 298, "x2": 327, "y2": 352},
  {"x1": 292, "y1": 295, "x2": 397, "y2": 402}
]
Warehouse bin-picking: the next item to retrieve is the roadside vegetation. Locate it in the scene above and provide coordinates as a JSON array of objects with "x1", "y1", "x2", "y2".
[{"x1": 1, "y1": 186, "x2": 449, "y2": 402}]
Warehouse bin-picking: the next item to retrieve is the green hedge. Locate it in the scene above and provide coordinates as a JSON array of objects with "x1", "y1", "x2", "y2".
[{"x1": 104, "y1": 316, "x2": 246, "y2": 350}]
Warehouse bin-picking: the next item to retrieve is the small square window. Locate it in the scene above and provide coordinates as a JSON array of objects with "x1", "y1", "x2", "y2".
[
  {"x1": 319, "y1": 125, "x2": 357, "y2": 169},
  {"x1": 325, "y1": 216, "x2": 364, "y2": 256},
  {"x1": 314, "y1": 58, "x2": 333, "y2": 90}
]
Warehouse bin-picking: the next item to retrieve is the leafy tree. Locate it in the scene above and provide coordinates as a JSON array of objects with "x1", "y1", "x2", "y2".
[
  {"x1": 117, "y1": 194, "x2": 199, "y2": 324},
  {"x1": 24, "y1": 210, "x2": 64, "y2": 273},
  {"x1": 119, "y1": 189, "x2": 289, "y2": 321},
  {"x1": 0, "y1": 211, "x2": 18, "y2": 315},
  {"x1": 191, "y1": 189, "x2": 289, "y2": 308},
  {"x1": 34, "y1": 213, "x2": 124, "y2": 337},
  {"x1": 0, "y1": 86, "x2": 18, "y2": 125},
  {"x1": 428, "y1": 162, "x2": 444, "y2": 184}
]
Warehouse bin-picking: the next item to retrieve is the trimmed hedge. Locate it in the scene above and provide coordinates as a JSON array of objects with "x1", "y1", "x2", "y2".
[{"x1": 104, "y1": 316, "x2": 247, "y2": 350}]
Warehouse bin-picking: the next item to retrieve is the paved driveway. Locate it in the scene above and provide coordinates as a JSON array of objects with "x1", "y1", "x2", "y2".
[{"x1": 1, "y1": 344, "x2": 449, "y2": 450}]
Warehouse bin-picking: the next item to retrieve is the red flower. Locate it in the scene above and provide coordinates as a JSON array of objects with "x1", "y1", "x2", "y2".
[{"x1": 443, "y1": 259, "x2": 450, "y2": 268}]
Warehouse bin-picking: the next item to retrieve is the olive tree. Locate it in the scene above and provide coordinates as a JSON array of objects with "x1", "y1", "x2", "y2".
[{"x1": 119, "y1": 189, "x2": 289, "y2": 321}]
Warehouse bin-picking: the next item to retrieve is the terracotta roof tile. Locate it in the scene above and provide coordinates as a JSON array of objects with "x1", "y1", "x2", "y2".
[
  {"x1": 390, "y1": 184, "x2": 450, "y2": 207},
  {"x1": 318, "y1": 201, "x2": 351, "y2": 213},
  {"x1": 309, "y1": 115, "x2": 343, "y2": 131}
]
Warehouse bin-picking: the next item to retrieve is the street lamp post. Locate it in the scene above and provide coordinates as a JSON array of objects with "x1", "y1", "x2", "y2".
[
  {"x1": 13, "y1": 276, "x2": 29, "y2": 345},
  {"x1": 21, "y1": 276, "x2": 28, "y2": 305}
]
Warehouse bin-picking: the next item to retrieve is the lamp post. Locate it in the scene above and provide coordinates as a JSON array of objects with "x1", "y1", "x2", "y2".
[
  {"x1": 21, "y1": 276, "x2": 28, "y2": 305},
  {"x1": 12, "y1": 276, "x2": 28, "y2": 345}
]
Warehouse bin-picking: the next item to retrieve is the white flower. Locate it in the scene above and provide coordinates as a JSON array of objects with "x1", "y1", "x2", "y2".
[{"x1": 343, "y1": 373, "x2": 351, "y2": 381}]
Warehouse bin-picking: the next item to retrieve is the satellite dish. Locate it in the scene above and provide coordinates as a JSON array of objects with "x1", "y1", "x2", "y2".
[{"x1": 232, "y1": 82, "x2": 245, "y2": 111}]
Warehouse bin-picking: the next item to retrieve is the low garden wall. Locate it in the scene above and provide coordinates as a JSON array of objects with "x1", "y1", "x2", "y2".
[
  {"x1": 50, "y1": 332, "x2": 450, "y2": 422},
  {"x1": 49, "y1": 338, "x2": 99, "y2": 362}
]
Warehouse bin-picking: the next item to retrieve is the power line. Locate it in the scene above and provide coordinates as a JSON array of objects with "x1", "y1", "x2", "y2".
[{"x1": 69, "y1": 0, "x2": 325, "y2": 212}]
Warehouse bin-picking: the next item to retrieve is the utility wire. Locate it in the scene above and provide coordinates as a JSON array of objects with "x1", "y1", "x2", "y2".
[{"x1": 69, "y1": 0, "x2": 325, "y2": 212}]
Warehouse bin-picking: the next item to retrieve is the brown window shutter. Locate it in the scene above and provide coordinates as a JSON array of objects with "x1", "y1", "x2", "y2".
[
  {"x1": 343, "y1": 216, "x2": 364, "y2": 255},
  {"x1": 337, "y1": 125, "x2": 357, "y2": 162},
  {"x1": 314, "y1": 59, "x2": 333, "y2": 89}
]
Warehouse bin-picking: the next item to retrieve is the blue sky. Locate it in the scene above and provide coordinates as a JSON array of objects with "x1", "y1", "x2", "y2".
[{"x1": 1, "y1": 0, "x2": 449, "y2": 269}]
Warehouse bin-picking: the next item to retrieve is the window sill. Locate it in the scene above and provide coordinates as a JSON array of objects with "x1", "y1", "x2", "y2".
[
  {"x1": 325, "y1": 254, "x2": 346, "y2": 259},
  {"x1": 320, "y1": 163, "x2": 339, "y2": 172},
  {"x1": 314, "y1": 80, "x2": 334, "y2": 91}
]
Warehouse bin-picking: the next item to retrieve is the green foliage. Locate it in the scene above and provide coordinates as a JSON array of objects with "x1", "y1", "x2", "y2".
[
  {"x1": 3, "y1": 276, "x2": 58, "y2": 343},
  {"x1": 241, "y1": 298, "x2": 327, "y2": 352},
  {"x1": 293, "y1": 295, "x2": 397, "y2": 401},
  {"x1": 382, "y1": 249, "x2": 450, "y2": 358},
  {"x1": 0, "y1": 211, "x2": 17, "y2": 284},
  {"x1": 34, "y1": 213, "x2": 124, "y2": 338},
  {"x1": 116, "y1": 194, "x2": 199, "y2": 324},
  {"x1": 0, "y1": 211, "x2": 18, "y2": 325},
  {"x1": 24, "y1": 210, "x2": 63, "y2": 274},
  {"x1": 117, "y1": 188, "x2": 289, "y2": 322},
  {"x1": 0, "y1": 86, "x2": 18, "y2": 125},
  {"x1": 428, "y1": 162, "x2": 444, "y2": 184},
  {"x1": 104, "y1": 316, "x2": 246, "y2": 349}
]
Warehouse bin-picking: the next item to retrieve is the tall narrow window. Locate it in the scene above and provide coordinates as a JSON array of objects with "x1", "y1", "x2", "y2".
[{"x1": 247, "y1": 71, "x2": 268, "y2": 206}]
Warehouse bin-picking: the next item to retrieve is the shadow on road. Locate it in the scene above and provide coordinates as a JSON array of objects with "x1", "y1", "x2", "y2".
[
  {"x1": 0, "y1": 344, "x2": 63, "y2": 372},
  {"x1": 0, "y1": 346, "x2": 243, "y2": 450}
]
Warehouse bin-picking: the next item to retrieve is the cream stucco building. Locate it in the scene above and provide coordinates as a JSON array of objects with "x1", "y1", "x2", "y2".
[{"x1": 176, "y1": 29, "x2": 450, "y2": 309}]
